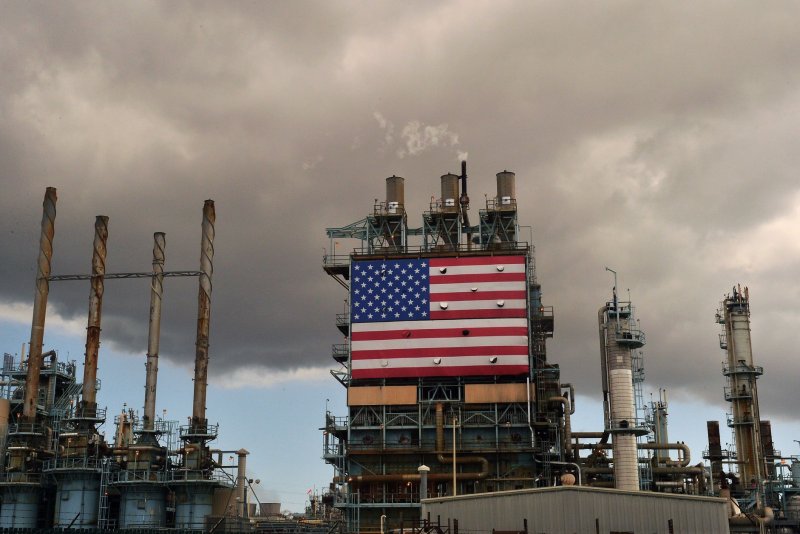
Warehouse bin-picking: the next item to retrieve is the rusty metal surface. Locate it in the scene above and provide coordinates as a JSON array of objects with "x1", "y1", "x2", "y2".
[
  {"x1": 81, "y1": 215, "x2": 109, "y2": 415},
  {"x1": 192, "y1": 200, "x2": 215, "y2": 429},
  {"x1": 143, "y1": 232, "x2": 166, "y2": 432},
  {"x1": 23, "y1": 187, "x2": 57, "y2": 421}
]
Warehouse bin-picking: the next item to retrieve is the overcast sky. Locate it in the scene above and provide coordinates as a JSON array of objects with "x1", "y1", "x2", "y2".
[{"x1": 2, "y1": 1, "x2": 800, "y2": 502}]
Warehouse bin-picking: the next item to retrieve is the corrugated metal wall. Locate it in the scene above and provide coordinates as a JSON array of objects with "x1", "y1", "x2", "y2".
[{"x1": 422, "y1": 486, "x2": 730, "y2": 534}]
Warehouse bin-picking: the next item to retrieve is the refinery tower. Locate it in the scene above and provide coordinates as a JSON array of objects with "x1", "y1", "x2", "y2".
[{"x1": 322, "y1": 165, "x2": 560, "y2": 532}]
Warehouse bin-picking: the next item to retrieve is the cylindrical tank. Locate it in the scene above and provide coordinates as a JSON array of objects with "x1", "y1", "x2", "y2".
[
  {"x1": 791, "y1": 461, "x2": 800, "y2": 488},
  {"x1": 118, "y1": 485, "x2": 166, "y2": 528},
  {"x1": 496, "y1": 171, "x2": 516, "y2": 206},
  {"x1": 260, "y1": 502, "x2": 281, "y2": 516},
  {"x1": 0, "y1": 486, "x2": 39, "y2": 528},
  {"x1": 440, "y1": 173, "x2": 459, "y2": 212},
  {"x1": 174, "y1": 484, "x2": 215, "y2": 529},
  {"x1": 787, "y1": 495, "x2": 800, "y2": 520},
  {"x1": 53, "y1": 475, "x2": 100, "y2": 526},
  {"x1": 386, "y1": 176, "x2": 404, "y2": 212}
]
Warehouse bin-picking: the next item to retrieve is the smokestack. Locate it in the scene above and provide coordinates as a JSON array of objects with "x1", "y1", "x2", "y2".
[
  {"x1": 496, "y1": 170, "x2": 516, "y2": 207},
  {"x1": 80, "y1": 215, "x2": 109, "y2": 418},
  {"x1": 143, "y1": 232, "x2": 166, "y2": 434},
  {"x1": 192, "y1": 200, "x2": 215, "y2": 431},
  {"x1": 23, "y1": 187, "x2": 57, "y2": 422},
  {"x1": 237, "y1": 449, "x2": 250, "y2": 518}
]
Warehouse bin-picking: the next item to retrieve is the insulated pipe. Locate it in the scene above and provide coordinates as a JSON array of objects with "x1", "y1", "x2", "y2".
[
  {"x1": 192, "y1": 200, "x2": 215, "y2": 430},
  {"x1": 560, "y1": 383, "x2": 576, "y2": 414},
  {"x1": 435, "y1": 403, "x2": 444, "y2": 452},
  {"x1": 597, "y1": 306, "x2": 609, "y2": 421},
  {"x1": 550, "y1": 396, "x2": 572, "y2": 457},
  {"x1": 143, "y1": 232, "x2": 166, "y2": 433},
  {"x1": 23, "y1": 187, "x2": 57, "y2": 422},
  {"x1": 81, "y1": 215, "x2": 109, "y2": 417},
  {"x1": 345, "y1": 468, "x2": 489, "y2": 484}
]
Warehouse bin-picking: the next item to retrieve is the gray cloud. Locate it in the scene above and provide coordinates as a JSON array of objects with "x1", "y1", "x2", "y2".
[{"x1": 2, "y1": 2, "x2": 800, "y2": 423}]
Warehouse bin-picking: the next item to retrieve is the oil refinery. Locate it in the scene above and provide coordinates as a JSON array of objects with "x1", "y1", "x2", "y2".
[
  {"x1": 320, "y1": 164, "x2": 800, "y2": 533},
  {"x1": 1, "y1": 170, "x2": 799, "y2": 533}
]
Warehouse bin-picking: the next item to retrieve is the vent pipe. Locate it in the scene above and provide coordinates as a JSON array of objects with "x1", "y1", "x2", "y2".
[
  {"x1": 80, "y1": 215, "x2": 109, "y2": 418},
  {"x1": 23, "y1": 187, "x2": 57, "y2": 422},
  {"x1": 191, "y1": 200, "x2": 215, "y2": 431},
  {"x1": 237, "y1": 449, "x2": 250, "y2": 518},
  {"x1": 143, "y1": 232, "x2": 166, "y2": 433}
]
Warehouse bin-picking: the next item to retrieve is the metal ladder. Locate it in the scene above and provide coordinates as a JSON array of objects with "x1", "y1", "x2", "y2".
[{"x1": 97, "y1": 457, "x2": 112, "y2": 529}]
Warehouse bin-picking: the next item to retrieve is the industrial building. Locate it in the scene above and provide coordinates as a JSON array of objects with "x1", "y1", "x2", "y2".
[
  {"x1": 0, "y1": 189, "x2": 256, "y2": 531},
  {"x1": 321, "y1": 164, "x2": 800, "y2": 533}
]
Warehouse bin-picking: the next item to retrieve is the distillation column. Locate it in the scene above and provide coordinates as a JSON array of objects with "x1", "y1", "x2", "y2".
[
  {"x1": 599, "y1": 290, "x2": 645, "y2": 491},
  {"x1": 718, "y1": 286, "x2": 763, "y2": 486}
]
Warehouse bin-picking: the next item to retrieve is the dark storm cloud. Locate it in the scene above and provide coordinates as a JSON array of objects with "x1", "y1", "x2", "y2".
[{"x1": 2, "y1": 2, "x2": 800, "y2": 421}]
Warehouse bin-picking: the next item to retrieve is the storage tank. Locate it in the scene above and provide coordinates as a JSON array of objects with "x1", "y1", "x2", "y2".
[
  {"x1": 386, "y1": 175, "x2": 404, "y2": 213},
  {"x1": 496, "y1": 170, "x2": 516, "y2": 208},
  {"x1": 440, "y1": 173, "x2": 460, "y2": 213},
  {"x1": 174, "y1": 484, "x2": 216, "y2": 529},
  {"x1": 0, "y1": 486, "x2": 39, "y2": 528},
  {"x1": 53, "y1": 475, "x2": 101, "y2": 526},
  {"x1": 118, "y1": 486, "x2": 166, "y2": 528}
]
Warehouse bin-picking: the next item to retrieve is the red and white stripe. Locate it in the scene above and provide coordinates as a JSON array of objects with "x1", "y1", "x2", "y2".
[
  {"x1": 351, "y1": 318, "x2": 529, "y2": 379},
  {"x1": 428, "y1": 256, "x2": 527, "y2": 319}
]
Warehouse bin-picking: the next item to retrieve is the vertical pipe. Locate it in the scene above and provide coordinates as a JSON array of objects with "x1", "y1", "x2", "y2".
[
  {"x1": 237, "y1": 449, "x2": 249, "y2": 518},
  {"x1": 23, "y1": 187, "x2": 57, "y2": 422},
  {"x1": 192, "y1": 200, "x2": 215, "y2": 430},
  {"x1": 81, "y1": 215, "x2": 109, "y2": 417},
  {"x1": 143, "y1": 232, "x2": 166, "y2": 432}
]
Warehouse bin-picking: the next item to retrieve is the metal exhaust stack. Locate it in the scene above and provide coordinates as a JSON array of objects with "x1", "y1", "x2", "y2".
[
  {"x1": 80, "y1": 215, "x2": 109, "y2": 419},
  {"x1": 143, "y1": 232, "x2": 166, "y2": 434},
  {"x1": 192, "y1": 200, "x2": 215, "y2": 431},
  {"x1": 23, "y1": 187, "x2": 57, "y2": 422}
]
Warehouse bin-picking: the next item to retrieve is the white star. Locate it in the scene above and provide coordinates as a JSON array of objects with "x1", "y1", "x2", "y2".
[
  {"x1": 415, "y1": 305, "x2": 420, "y2": 311},
  {"x1": 407, "y1": 263, "x2": 413, "y2": 268},
  {"x1": 414, "y1": 268, "x2": 420, "y2": 274},
  {"x1": 401, "y1": 306, "x2": 407, "y2": 311},
  {"x1": 381, "y1": 288, "x2": 387, "y2": 293},
  {"x1": 381, "y1": 300, "x2": 387, "y2": 306},
  {"x1": 414, "y1": 280, "x2": 420, "y2": 286},
  {"x1": 394, "y1": 263, "x2": 400, "y2": 268},
  {"x1": 381, "y1": 263, "x2": 387, "y2": 269},
  {"x1": 367, "y1": 276, "x2": 373, "y2": 282},
  {"x1": 367, "y1": 289, "x2": 373, "y2": 294},
  {"x1": 422, "y1": 299, "x2": 427, "y2": 304},
  {"x1": 354, "y1": 289, "x2": 360, "y2": 294},
  {"x1": 381, "y1": 313, "x2": 387, "y2": 319},
  {"x1": 368, "y1": 264, "x2": 373, "y2": 270},
  {"x1": 401, "y1": 281, "x2": 406, "y2": 286},
  {"x1": 395, "y1": 313, "x2": 400, "y2": 318},
  {"x1": 421, "y1": 262, "x2": 427, "y2": 267},
  {"x1": 355, "y1": 265, "x2": 360, "y2": 270},
  {"x1": 422, "y1": 312, "x2": 427, "y2": 317},
  {"x1": 388, "y1": 281, "x2": 393, "y2": 287},
  {"x1": 414, "y1": 293, "x2": 420, "y2": 298},
  {"x1": 401, "y1": 269, "x2": 407, "y2": 274},
  {"x1": 368, "y1": 313, "x2": 373, "y2": 319},
  {"x1": 354, "y1": 315, "x2": 360, "y2": 320}
]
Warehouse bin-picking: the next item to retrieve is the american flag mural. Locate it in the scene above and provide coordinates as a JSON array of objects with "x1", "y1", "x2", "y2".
[{"x1": 349, "y1": 255, "x2": 530, "y2": 379}]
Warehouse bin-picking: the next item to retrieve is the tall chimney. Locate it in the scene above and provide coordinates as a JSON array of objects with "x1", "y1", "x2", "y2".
[
  {"x1": 23, "y1": 187, "x2": 57, "y2": 422},
  {"x1": 80, "y1": 215, "x2": 109, "y2": 418},
  {"x1": 192, "y1": 200, "x2": 215, "y2": 431},
  {"x1": 143, "y1": 232, "x2": 166, "y2": 433}
]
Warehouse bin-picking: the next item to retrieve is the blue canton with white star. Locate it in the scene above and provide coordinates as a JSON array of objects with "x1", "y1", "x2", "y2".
[{"x1": 350, "y1": 259, "x2": 430, "y2": 323}]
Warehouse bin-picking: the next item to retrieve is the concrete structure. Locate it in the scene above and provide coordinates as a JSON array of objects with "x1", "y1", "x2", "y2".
[{"x1": 422, "y1": 486, "x2": 730, "y2": 534}]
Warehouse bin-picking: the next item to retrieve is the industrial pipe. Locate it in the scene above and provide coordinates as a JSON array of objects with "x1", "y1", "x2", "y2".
[
  {"x1": 560, "y1": 383, "x2": 576, "y2": 414},
  {"x1": 81, "y1": 215, "x2": 109, "y2": 418},
  {"x1": 572, "y1": 442, "x2": 691, "y2": 467},
  {"x1": 237, "y1": 449, "x2": 249, "y2": 518},
  {"x1": 433, "y1": 402, "x2": 489, "y2": 481},
  {"x1": 597, "y1": 306, "x2": 609, "y2": 421},
  {"x1": 192, "y1": 200, "x2": 215, "y2": 431},
  {"x1": 23, "y1": 187, "x2": 57, "y2": 422},
  {"x1": 550, "y1": 396, "x2": 572, "y2": 457},
  {"x1": 143, "y1": 232, "x2": 166, "y2": 433}
]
